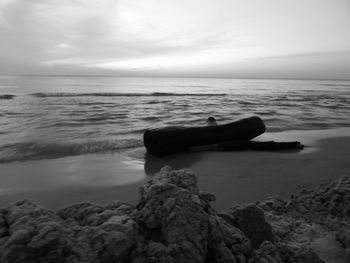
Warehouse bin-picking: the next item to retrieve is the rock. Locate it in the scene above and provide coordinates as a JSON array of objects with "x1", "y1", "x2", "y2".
[
  {"x1": 0, "y1": 167, "x2": 253, "y2": 262},
  {"x1": 248, "y1": 241, "x2": 283, "y2": 263},
  {"x1": 0, "y1": 168, "x2": 349, "y2": 262},
  {"x1": 57, "y1": 200, "x2": 135, "y2": 229},
  {"x1": 258, "y1": 176, "x2": 350, "y2": 219},
  {"x1": 257, "y1": 196, "x2": 289, "y2": 215},
  {"x1": 56, "y1": 200, "x2": 137, "y2": 262},
  {"x1": 336, "y1": 231, "x2": 350, "y2": 249},
  {"x1": 282, "y1": 246, "x2": 326, "y2": 263},
  {"x1": 132, "y1": 166, "x2": 252, "y2": 262},
  {"x1": 0, "y1": 200, "x2": 136, "y2": 263},
  {"x1": 0, "y1": 200, "x2": 66, "y2": 263},
  {"x1": 290, "y1": 176, "x2": 350, "y2": 218},
  {"x1": 257, "y1": 175, "x2": 350, "y2": 263},
  {"x1": 220, "y1": 204, "x2": 274, "y2": 248},
  {"x1": 249, "y1": 241, "x2": 326, "y2": 263}
]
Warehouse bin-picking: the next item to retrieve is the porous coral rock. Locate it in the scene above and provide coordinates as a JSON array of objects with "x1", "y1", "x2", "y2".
[
  {"x1": 220, "y1": 204, "x2": 274, "y2": 249},
  {"x1": 0, "y1": 167, "x2": 252, "y2": 262},
  {"x1": 132, "y1": 166, "x2": 252, "y2": 262},
  {"x1": 0, "y1": 168, "x2": 349, "y2": 263},
  {"x1": 0, "y1": 201, "x2": 137, "y2": 262},
  {"x1": 0, "y1": 200, "x2": 66, "y2": 263},
  {"x1": 257, "y1": 175, "x2": 350, "y2": 263}
]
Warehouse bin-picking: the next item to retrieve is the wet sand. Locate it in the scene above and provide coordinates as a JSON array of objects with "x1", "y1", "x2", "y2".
[
  {"x1": 0, "y1": 153, "x2": 147, "y2": 209},
  {"x1": 143, "y1": 127, "x2": 350, "y2": 210},
  {"x1": 0, "y1": 127, "x2": 349, "y2": 210}
]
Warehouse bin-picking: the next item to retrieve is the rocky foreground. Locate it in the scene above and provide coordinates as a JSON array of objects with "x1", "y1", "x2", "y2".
[{"x1": 0, "y1": 167, "x2": 349, "y2": 263}]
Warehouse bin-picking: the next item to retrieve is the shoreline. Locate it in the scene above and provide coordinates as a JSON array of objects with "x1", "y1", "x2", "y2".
[
  {"x1": 137, "y1": 127, "x2": 350, "y2": 210},
  {"x1": 0, "y1": 127, "x2": 349, "y2": 210}
]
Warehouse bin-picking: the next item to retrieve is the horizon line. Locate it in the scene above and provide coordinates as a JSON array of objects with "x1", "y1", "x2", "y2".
[{"x1": 1, "y1": 74, "x2": 349, "y2": 82}]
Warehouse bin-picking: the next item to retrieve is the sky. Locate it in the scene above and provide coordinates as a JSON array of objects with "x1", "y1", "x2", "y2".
[{"x1": 0, "y1": 0, "x2": 350, "y2": 79}]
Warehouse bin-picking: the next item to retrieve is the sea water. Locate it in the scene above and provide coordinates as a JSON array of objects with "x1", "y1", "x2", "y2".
[{"x1": 0, "y1": 75, "x2": 349, "y2": 163}]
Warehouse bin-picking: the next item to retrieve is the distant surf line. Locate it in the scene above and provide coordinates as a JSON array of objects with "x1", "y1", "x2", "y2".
[{"x1": 30, "y1": 92, "x2": 227, "y2": 98}]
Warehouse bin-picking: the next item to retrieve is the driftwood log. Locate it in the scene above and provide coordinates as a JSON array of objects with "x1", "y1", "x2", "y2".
[
  {"x1": 143, "y1": 116, "x2": 266, "y2": 156},
  {"x1": 190, "y1": 140, "x2": 304, "y2": 152},
  {"x1": 219, "y1": 140, "x2": 304, "y2": 151}
]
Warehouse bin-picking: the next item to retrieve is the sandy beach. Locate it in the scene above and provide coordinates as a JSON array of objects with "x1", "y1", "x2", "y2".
[
  {"x1": 143, "y1": 127, "x2": 350, "y2": 210},
  {"x1": 1, "y1": 127, "x2": 349, "y2": 211}
]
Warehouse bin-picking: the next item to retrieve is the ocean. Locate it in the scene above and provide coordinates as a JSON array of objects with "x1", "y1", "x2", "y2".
[{"x1": 0, "y1": 75, "x2": 349, "y2": 163}]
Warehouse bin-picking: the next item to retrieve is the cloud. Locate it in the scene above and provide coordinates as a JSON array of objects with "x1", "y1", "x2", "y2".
[
  {"x1": 254, "y1": 50, "x2": 350, "y2": 61},
  {"x1": 0, "y1": 0, "x2": 349, "y2": 79}
]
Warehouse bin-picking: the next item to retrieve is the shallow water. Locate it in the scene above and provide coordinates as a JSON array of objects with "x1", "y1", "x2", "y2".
[{"x1": 0, "y1": 75, "x2": 349, "y2": 163}]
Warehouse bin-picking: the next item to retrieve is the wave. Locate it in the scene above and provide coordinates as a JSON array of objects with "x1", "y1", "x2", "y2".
[
  {"x1": 238, "y1": 101, "x2": 258, "y2": 105},
  {"x1": 321, "y1": 83, "x2": 350, "y2": 87},
  {"x1": 30, "y1": 92, "x2": 227, "y2": 98},
  {"x1": 0, "y1": 139, "x2": 143, "y2": 163},
  {"x1": 141, "y1": 116, "x2": 161, "y2": 121},
  {"x1": 173, "y1": 85, "x2": 210, "y2": 88},
  {"x1": 0, "y1": 94, "x2": 16, "y2": 99},
  {"x1": 253, "y1": 110, "x2": 277, "y2": 115}
]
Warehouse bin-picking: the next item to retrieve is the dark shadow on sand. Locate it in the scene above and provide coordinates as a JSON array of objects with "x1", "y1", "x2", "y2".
[
  {"x1": 144, "y1": 152, "x2": 202, "y2": 175},
  {"x1": 144, "y1": 146, "x2": 305, "y2": 175}
]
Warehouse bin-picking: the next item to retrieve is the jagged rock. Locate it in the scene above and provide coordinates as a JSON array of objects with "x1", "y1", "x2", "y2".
[
  {"x1": 249, "y1": 241, "x2": 326, "y2": 263},
  {"x1": 257, "y1": 175, "x2": 350, "y2": 263},
  {"x1": 248, "y1": 241, "x2": 283, "y2": 263},
  {"x1": 336, "y1": 231, "x2": 350, "y2": 249},
  {"x1": 0, "y1": 167, "x2": 253, "y2": 262},
  {"x1": 132, "y1": 166, "x2": 253, "y2": 262},
  {"x1": 0, "y1": 200, "x2": 66, "y2": 263},
  {"x1": 220, "y1": 204, "x2": 274, "y2": 249},
  {"x1": 55, "y1": 200, "x2": 138, "y2": 263},
  {"x1": 290, "y1": 176, "x2": 350, "y2": 217},
  {"x1": 257, "y1": 196, "x2": 289, "y2": 215},
  {"x1": 57, "y1": 200, "x2": 134, "y2": 227},
  {"x1": 281, "y1": 246, "x2": 326, "y2": 263},
  {"x1": 0, "y1": 200, "x2": 137, "y2": 263},
  {"x1": 259, "y1": 176, "x2": 350, "y2": 219},
  {"x1": 0, "y1": 168, "x2": 349, "y2": 262}
]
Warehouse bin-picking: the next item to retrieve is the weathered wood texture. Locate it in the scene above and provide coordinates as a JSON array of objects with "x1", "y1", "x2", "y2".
[
  {"x1": 143, "y1": 116, "x2": 266, "y2": 156},
  {"x1": 218, "y1": 140, "x2": 304, "y2": 151}
]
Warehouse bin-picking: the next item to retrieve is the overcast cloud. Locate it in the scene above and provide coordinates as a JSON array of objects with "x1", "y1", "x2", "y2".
[{"x1": 0, "y1": 0, "x2": 349, "y2": 79}]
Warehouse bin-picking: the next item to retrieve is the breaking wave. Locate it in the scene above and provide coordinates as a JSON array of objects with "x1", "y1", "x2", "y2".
[
  {"x1": 0, "y1": 139, "x2": 143, "y2": 163},
  {"x1": 30, "y1": 92, "x2": 227, "y2": 98},
  {"x1": 0, "y1": 94, "x2": 16, "y2": 99},
  {"x1": 321, "y1": 83, "x2": 350, "y2": 87}
]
